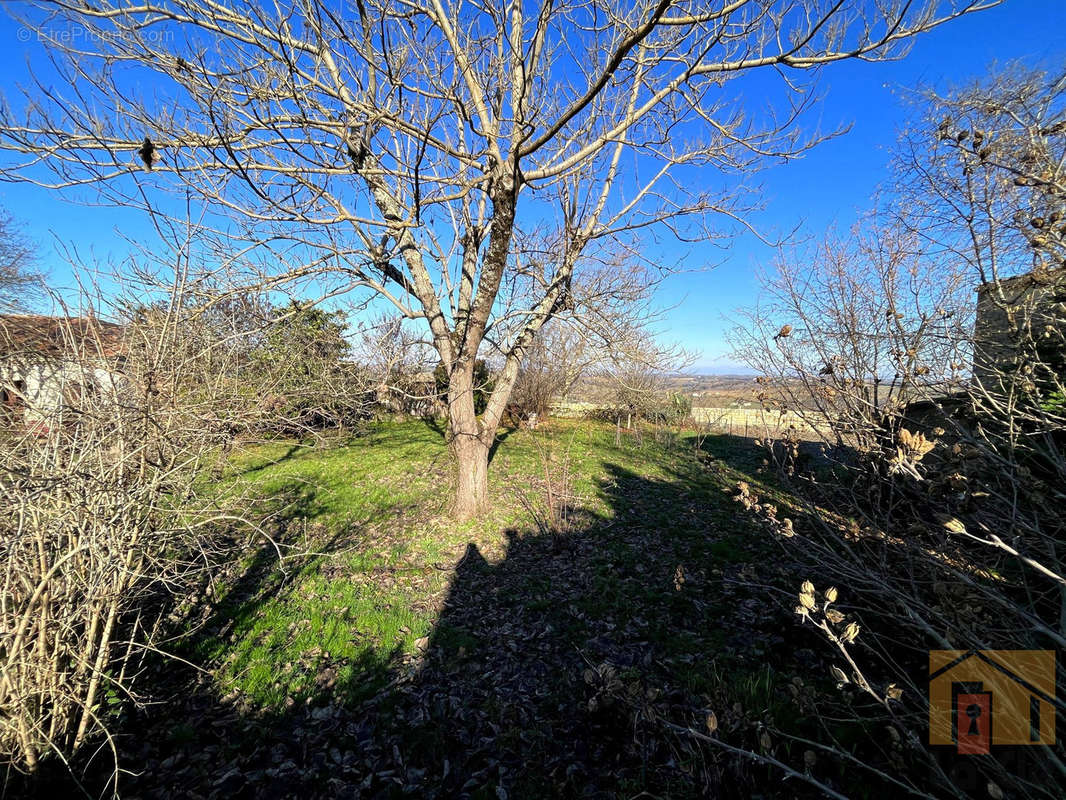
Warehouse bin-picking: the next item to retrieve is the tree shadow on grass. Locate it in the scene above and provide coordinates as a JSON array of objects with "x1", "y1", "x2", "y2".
[
  {"x1": 693, "y1": 428, "x2": 858, "y2": 488},
  {"x1": 231, "y1": 440, "x2": 308, "y2": 477},
  {"x1": 419, "y1": 414, "x2": 448, "y2": 441},
  {"x1": 22, "y1": 440, "x2": 817, "y2": 800}
]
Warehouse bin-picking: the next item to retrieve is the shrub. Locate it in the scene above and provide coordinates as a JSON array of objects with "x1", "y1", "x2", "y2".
[
  {"x1": 434, "y1": 359, "x2": 493, "y2": 416},
  {"x1": 729, "y1": 65, "x2": 1066, "y2": 798},
  {"x1": 0, "y1": 301, "x2": 261, "y2": 782},
  {"x1": 250, "y1": 302, "x2": 373, "y2": 432}
]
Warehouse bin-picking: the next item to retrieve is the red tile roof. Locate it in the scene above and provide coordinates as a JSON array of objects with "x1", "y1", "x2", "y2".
[{"x1": 0, "y1": 314, "x2": 126, "y2": 359}]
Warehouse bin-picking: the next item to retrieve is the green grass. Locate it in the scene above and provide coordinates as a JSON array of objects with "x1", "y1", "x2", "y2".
[
  {"x1": 191, "y1": 420, "x2": 776, "y2": 712},
  {"x1": 164, "y1": 417, "x2": 821, "y2": 797}
]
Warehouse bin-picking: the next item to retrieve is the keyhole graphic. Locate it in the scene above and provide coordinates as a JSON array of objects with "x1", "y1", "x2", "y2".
[{"x1": 965, "y1": 703, "x2": 983, "y2": 736}]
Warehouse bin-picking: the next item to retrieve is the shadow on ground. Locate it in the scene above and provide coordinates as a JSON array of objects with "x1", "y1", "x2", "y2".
[{"x1": 19, "y1": 435, "x2": 825, "y2": 800}]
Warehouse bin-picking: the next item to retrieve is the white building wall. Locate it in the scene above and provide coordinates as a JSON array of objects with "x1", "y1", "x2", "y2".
[{"x1": 1, "y1": 357, "x2": 120, "y2": 426}]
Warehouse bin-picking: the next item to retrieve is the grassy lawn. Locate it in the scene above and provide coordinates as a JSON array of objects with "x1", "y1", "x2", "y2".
[
  {"x1": 194, "y1": 421, "x2": 770, "y2": 707},
  {"x1": 127, "y1": 419, "x2": 825, "y2": 798}
]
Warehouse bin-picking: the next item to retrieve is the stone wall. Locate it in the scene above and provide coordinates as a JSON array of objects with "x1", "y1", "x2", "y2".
[{"x1": 973, "y1": 270, "x2": 1066, "y2": 391}]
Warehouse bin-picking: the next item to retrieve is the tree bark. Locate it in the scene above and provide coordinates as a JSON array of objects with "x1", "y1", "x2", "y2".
[
  {"x1": 451, "y1": 431, "x2": 490, "y2": 521},
  {"x1": 447, "y1": 363, "x2": 494, "y2": 521}
]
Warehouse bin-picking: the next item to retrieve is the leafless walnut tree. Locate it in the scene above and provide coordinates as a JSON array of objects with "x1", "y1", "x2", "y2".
[{"x1": 0, "y1": 0, "x2": 996, "y2": 518}]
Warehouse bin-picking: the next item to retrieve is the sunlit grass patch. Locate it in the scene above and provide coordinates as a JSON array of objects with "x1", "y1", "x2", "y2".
[{"x1": 191, "y1": 418, "x2": 779, "y2": 715}]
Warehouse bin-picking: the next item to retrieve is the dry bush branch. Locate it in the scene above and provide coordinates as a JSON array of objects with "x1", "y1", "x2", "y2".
[
  {"x1": 727, "y1": 63, "x2": 1066, "y2": 798},
  {"x1": 0, "y1": 243, "x2": 334, "y2": 787}
]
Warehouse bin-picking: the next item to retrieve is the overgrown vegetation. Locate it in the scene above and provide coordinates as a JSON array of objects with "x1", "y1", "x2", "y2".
[
  {"x1": 731, "y1": 64, "x2": 1066, "y2": 800},
  {"x1": 0, "y1": 296, "x2": 256, "y2": 782},
  {"x1": 0, "y1": 4, "x2": 1061, "y2": 797},
  {"x1": 14, "y1": 415, "x2": 871, "y2": 798}
]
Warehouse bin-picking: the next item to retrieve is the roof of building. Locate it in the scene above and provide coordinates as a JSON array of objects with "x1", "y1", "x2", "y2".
[{"x1": 0, "y1": 314, "x2": 126, "y2": 359}]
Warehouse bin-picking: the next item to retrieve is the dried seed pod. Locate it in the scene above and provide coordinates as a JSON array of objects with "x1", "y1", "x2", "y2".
[
  {"x1": 936, "y1": 514, "x2": 967, "y2": 534},
  {"x1": 137, "y1": 136, "x2": 157, "y2": 171},
  {"x1": 842, "y1": 622, "x2": 861, "y2": 643}
]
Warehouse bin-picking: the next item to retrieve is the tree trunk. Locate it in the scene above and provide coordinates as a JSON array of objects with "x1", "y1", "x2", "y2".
[
  {"x1": 451, "y1": 432, "x2": 490, "y2": 521},
  {"x1": 447, "y1": 364, "x2": 493, "y2": 521}
]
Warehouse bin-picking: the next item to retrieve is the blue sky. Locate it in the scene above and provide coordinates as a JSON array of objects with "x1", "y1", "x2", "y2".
[
  {"x1": 0, "y1": 1, "x2": 1063, "y2": 372},
  {"x1": 657, "y1": 0, "x2": 1066, "y2": 371}
]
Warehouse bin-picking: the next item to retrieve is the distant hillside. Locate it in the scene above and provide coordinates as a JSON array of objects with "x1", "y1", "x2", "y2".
[{"x1": 567, "y1": 373, "x2": 814, "y2": 410}]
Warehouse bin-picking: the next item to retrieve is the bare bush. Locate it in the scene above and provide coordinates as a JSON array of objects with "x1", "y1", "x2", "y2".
[
  {"x1": 513, "y1": 428, "x2": 581, "y2": 543},
  {"x1": 731, "y1": 217, "x2": 972, "y2": 461},
  {"x1": 354, "y1": 314, "x2": 438, "y2": 417},
  {"x1": 505, "y1": 324, "x2": 589, "y2": 427},
  {"x1": 0, "y1": 256, "x2": 283, "y2": 786},
  {"x1": 729, "y1": 64, "x2": 1066, "y2": 798},
  {"x1": 585, "y1": 323, "x2": 693, "y2": 444}
]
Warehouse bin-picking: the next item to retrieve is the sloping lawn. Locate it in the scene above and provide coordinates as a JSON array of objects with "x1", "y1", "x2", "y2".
[
  {"x1": 195, "y1": 421, "x2": 771, "y2": 708},
  {"x1": 125, "y1": 419, "x2": 823, "y2": 798}
]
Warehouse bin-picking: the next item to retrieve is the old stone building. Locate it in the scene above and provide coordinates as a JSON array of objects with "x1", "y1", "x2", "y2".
[
  {"x1": 973, "y1": 269, "x2": 1066, "y2": 393},
  {"x1": 0, "y1": 314, "x2": 125, "y2": 430}
]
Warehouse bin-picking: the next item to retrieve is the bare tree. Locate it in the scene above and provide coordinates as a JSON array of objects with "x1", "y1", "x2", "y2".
[
  {"x1": 0, "y1": 0, "x2": 997, "y2": 518},
  {"x1": 895, "y1": 65, "x2": 1066, "y2": 402},
  {"x1": 355, "y1": 312, "x2": 437, "y2": 414},
  {"x1": 0, "y1": 210, "x2": 44, "y2": 312},
  {"x1": 505, "y1": 321, "x2": 588, "y2": 426},
  {"x1": 730, "y1": 216, "x2": 972, "y2": 456},
  {"x1": 895, "y1": 64, "x2": 1066, "y2": 286},
  {"x1": 588, "y1": 319, "x2": 693, "y2": 442},
  {"x1": 896, "y1": 61, "x2": 1066, "y2": 643}
]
